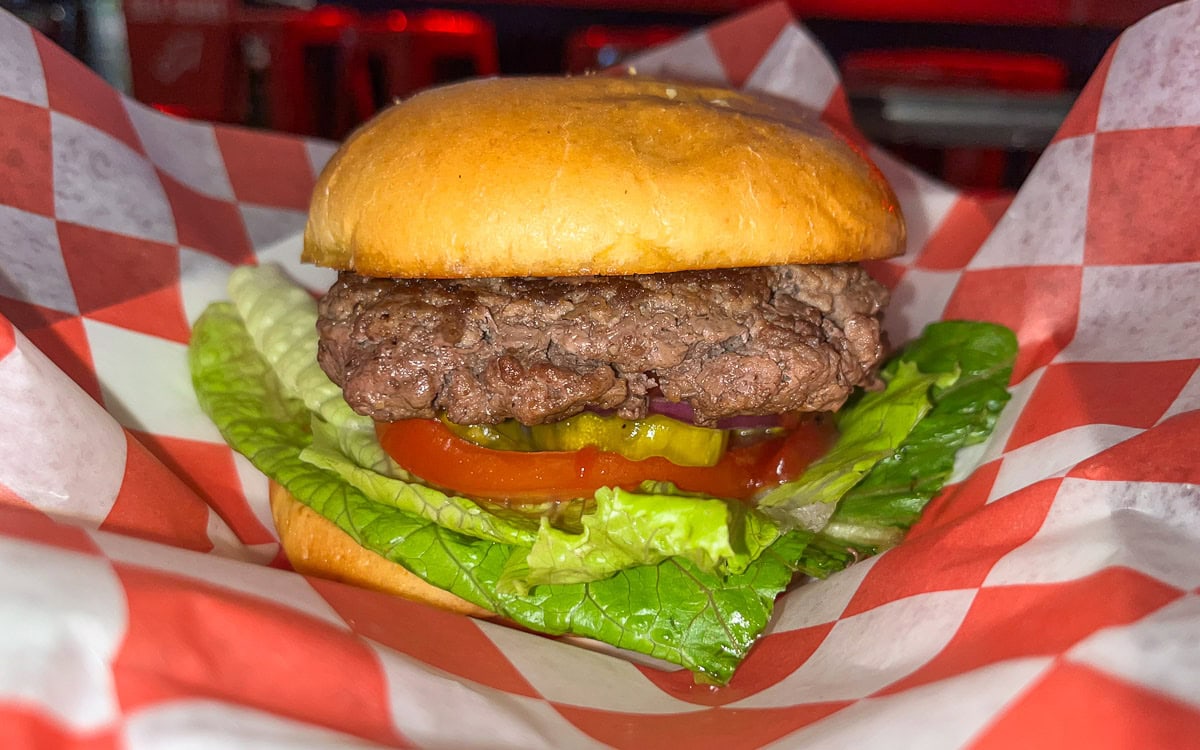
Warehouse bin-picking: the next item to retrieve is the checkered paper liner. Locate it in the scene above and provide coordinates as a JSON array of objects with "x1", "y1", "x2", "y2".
[{"x1": 2, "y1": 2, "x2": 1199, "y2": 747}]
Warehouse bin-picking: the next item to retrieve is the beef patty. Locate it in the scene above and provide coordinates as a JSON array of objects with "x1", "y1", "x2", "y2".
[{"x1": 316, "y1": 265, "x2": 889, "y2": 427}]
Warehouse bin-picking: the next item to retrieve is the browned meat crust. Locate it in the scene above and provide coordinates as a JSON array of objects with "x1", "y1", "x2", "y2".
[{"x1": 316, "y1": 265, "x2": 888, "y2": 426}]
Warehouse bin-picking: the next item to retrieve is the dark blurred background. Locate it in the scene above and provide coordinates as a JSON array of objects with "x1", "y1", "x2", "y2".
[{"x1": 2, "y1": 0, "x2": 1177, "y2": 193}]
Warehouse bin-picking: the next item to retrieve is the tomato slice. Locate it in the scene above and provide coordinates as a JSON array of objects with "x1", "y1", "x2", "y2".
[{"x1": 377, "y1": 417, "x2": 835, "y2": 504}]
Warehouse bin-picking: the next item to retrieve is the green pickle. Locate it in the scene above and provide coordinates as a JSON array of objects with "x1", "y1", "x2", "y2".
[
  {"x1": 442, "y1": 412, "x2": 729, "y2": 467},
  {"x1": 442, "y1": 418, "x2": 530, "y2": 451}
]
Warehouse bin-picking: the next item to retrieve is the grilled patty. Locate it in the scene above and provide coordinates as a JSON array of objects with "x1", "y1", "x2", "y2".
[{"x1": 316, "y1": 264, "x2": 889, "y2": 427}]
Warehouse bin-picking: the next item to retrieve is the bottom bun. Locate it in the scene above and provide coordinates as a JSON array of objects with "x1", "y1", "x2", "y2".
[{"x1": 269, "y1": 480, "x2": 492, "y2": 618}]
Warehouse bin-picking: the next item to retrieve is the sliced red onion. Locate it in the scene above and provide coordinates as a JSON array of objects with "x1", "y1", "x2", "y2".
[
  {"x1": 646, "y1": 396, "x2": 696, "y2": 422},
  {"x1": 646, "y1": 395, "x2": 783, "y2": 430}
]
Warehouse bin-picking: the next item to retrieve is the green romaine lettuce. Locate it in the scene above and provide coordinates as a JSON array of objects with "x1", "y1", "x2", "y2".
[
  {"x1": 498, "y1": 484, "x2": 781, "y2": 594},
  {"x1": 818, "y1": 321, "x2": 1018, "y2": 551},
  {"x1": 300, "y1": 427, "x2": 539, "y2": 548},
  {"x1": 227, "y1": 264, "x2": 395, "y2": 474},
  {"x1": 756, "y1": 360, "x2": 955, "y2": 530}
]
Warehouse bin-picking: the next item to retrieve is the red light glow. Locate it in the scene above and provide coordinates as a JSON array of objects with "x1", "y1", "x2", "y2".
[
  {"x1": 150, "y1": 103, "x2": 193, "y2": 118},
  {"x1": 383, "y1": 11, "x2": 408, "y2": 32},
  {"x1": 307, "y1": 6, "x2": 353, "y2": 29},
  {"x1": 580, "y1": 25, "x2": 682, "y2": 51},
  {"x1": 416, "y1": 10, "x2": 484, "y2": 36},
  {"x1": 582, "y1": 25, "x2": 608, "y2": 49}
]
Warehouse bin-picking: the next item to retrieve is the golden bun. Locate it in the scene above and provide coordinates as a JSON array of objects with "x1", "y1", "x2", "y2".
[
  {"x1": 303, "y1": 76, "x2": 904, "y2": 278},
  {"x1": 269, "y1": 481, "x2": 492, "y2": 618}
]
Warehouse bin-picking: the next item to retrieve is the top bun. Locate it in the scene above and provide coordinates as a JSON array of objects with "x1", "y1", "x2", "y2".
[{"x1": 303, "y1": 76, "x2": 905, "y2": 278}]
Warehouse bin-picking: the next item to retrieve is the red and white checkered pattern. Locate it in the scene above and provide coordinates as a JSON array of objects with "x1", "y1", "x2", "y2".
[{"x1": 2, "y1": 2, "x2": 1199, "y2": 747}]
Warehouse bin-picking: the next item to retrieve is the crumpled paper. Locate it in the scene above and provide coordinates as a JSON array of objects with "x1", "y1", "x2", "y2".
[{"x1": 1, "y1": 2, "x2": 1198, "y2": 747}]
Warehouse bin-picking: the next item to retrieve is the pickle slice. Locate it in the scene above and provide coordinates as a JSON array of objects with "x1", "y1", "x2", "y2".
[
  {"x1": 530, "y1": 413, "x2": 728, "y2": 466},
  {"x1": 441, "y1": 418, "x2": 531, "y2": 452},
  {"x1": 442, "y1": 412, "x2": 729, "y2": 467}
]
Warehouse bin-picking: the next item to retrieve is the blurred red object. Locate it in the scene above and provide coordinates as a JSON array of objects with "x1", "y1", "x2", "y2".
[
  {"x1": 564, "y1": 25, "x2": 684, "y2": 74},
  {"x1": 358, "y1": 9, "x2": 497, "y2": 107},
  {"x1": 237, "y1": 6, "x2": 495, "y2": 136},
  {"x1": 235, "y1": 5, "x2": 374, "y2": 139},
  {"x1": 125, "y1": 3, "x2": 495, "y2": 138},
  {"x1": 842, "y1": 49, "x2": 1068, "y2": 191},
  {"x1": 842, "y1": 49, "x2": 1067, "y2": 93},
  {"x1": 357, "y1": 12, "x2": 414, "y2": 108},
  {"x1": 123, "y1": 0, "x2": 241, "y2": 123},
  {"x1": 404, "y1": 10, "x2": 498, "y2": 95}
]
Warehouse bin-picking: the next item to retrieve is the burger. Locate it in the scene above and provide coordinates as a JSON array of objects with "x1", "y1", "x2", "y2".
[{"x1": 190, "y1": 76, "x2": 1014, "y2": 683}]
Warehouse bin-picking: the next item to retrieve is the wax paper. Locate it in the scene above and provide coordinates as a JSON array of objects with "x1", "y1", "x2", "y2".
[{"x1": 1, "y1": 2, "x2": 1198, "y2": 747}]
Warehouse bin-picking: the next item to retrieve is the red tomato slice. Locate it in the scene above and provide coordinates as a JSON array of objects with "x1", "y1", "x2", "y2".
[{"x1": 377, "y1": 418, "x2": 835, "y2": 504}]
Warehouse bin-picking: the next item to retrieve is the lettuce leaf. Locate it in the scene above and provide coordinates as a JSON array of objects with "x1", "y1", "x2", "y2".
[
  {"x1": 300, "y1": 428, "x2": 539, "y2": 548},
  {"x1": 498, "y1": 485, "x2": 781, "y2": 594},
  {"x1": 227, "y1": 264, "x2": 394, "y2": 474},
  {"x1": 756, "y1": 360, "x2": 954, "y2": 530},
  {"x1": 816, "y1": 321, "x2": 1017, "y2": 552}
]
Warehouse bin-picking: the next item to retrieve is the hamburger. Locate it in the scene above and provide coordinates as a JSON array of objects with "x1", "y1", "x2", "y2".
[{"x1": 190, "y1": 76, "x2": 1015, "y2": 682}]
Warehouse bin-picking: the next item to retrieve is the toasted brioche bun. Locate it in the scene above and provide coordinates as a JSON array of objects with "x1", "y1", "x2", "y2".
[
  {"x1": 304, "y1": 76, "x2": 904, "y2": 278},
  {"x1": 269, "y1": 481, "x2": 492, "y2": 618}
]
